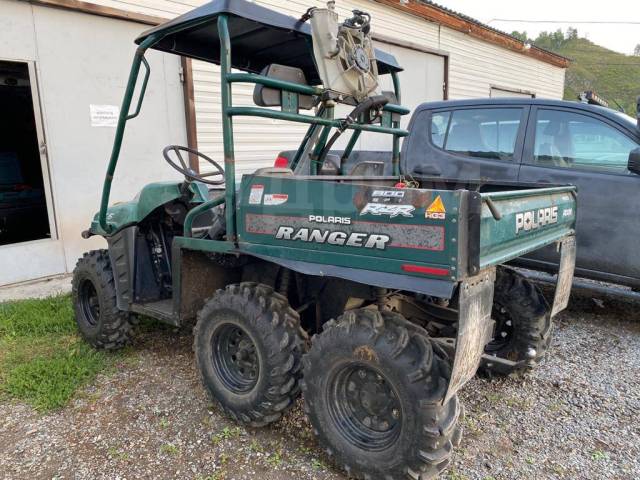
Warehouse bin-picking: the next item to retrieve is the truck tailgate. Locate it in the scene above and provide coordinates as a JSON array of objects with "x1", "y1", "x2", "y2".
[{"x1": 478, "y1": 186, "x2": 576, "y2": 270}]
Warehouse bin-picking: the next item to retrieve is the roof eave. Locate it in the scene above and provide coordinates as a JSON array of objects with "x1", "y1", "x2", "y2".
[{"x1": 373, "y1": 0, "x2": 570, "y2": 68}]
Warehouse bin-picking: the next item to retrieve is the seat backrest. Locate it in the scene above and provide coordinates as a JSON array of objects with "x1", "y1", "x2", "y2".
[
  {"x1": 349, "y1": 161, "x2": 385, "y2": 176},
  {"x1": 253, "y1": 64, "x2": 314, "y2": 110}
]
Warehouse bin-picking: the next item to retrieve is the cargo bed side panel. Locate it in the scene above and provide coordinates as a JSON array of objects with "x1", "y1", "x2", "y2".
[{"x1": 479, "y1": 187, "x2": 577, "y2": 270}]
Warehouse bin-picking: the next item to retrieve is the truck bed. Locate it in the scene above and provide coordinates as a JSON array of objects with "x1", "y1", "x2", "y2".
[{"x1": 235, "y1": 173, "x2": 576, "y2": 297}]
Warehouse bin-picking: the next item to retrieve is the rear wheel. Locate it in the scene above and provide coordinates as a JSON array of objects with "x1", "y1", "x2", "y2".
[
  {"x1": 71, "y1": 249, "x2": 133, "y2": 350},
  {"x1": 482, "y1": 267, "x2": 552, "y2": 375},
  {"x1": 194, "y1": 283, "x2": 305, "y2": 427},
  {"x1": 303, "y1": 309, "x2": 461, "y2": 480}
]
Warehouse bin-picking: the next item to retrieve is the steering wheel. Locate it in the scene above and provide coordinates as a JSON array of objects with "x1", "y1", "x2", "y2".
[{"x1": 162, "y1": 145, "x2": 225, "y2": 186}]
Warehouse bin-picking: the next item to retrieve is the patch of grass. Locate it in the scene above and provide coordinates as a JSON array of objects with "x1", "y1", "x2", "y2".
[
  {"x1": 266, "y1": 450, "x2": 283, "y2": 467},
  {"x1": 0, "y1": 295, "x2": 125, "y2": 411},
  {"x1": 160, "y1": 443, "x2": 180, "y2": 455},
  {"x1": 2, "y1": 339, "x2": 107, "y2": 411},
  {"x1": 591, "y1": 449, "x2": 609, "y2": 462},
  {"x1": 211, "y1": 426, "x2": 242, "y2": 445},
  {"x1": 0, "y1": 295, "x2": 75, "y2": 338}
]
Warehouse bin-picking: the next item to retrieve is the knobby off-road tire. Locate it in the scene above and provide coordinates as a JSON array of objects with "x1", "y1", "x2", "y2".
[
  {"x1": 194, "y1": 282, "x2": 305, "y2": 427},
  {"x1": 71, "y1": 249, "x2": 133, "y2": 350},
  {"x1": 483, "y1": 267, "x2": 552, "y2": 375},
  {"x1": 302, "y1": 308, "x2": 462, "y2": 480}
]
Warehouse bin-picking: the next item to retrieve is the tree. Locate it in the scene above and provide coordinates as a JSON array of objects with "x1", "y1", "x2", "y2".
[
  {"x1": 511, "y1": 30, "x2": 528, "y2": 43},
  {"x1": 567, "y1": 27, "x2": 579, "y2": 40},
  {"x1": 634, "y1": 44, "x2": 640, "y2": 56}
]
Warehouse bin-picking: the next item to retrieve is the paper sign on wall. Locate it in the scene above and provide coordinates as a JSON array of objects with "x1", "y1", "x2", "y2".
[{"x1": 90, "y1": 104, "x2": 120, "y2": 127}]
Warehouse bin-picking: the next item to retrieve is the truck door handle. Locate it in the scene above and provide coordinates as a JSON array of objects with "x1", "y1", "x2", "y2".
[{"x1": 413, "y1": 165, "x2": 441, "y2": 176}]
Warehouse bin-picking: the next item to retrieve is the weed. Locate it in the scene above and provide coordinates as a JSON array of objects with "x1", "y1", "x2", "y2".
[
  {"x1": 266, "y1": 451, "x2": 283, "y2": 467},
  {"x1": 160, "y1": 443, "x2": 179, "y2": 455},
  {"x1": 249, "y1": 440, "x2": 264, "y2": 453},
  {"x1": 107, "y1": 446, "x2": 130, "y2": 461},
  {"x1": 447, "y1": 469, "x2": 469, "y2": 480},
  {"x1": 159, "y1": 418, "x2": 170, "y2": 429},
  {"x1": 211, "y1": 426, "x2": 241, "y2": 445},
  {"x1": 311, "y1": 458, "x2": 326, "y2": 470},
  {"x1": 591, "y1": 450, "x2": 608, "y2": 461}
]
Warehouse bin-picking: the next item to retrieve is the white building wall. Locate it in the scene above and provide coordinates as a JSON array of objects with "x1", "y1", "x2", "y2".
[
  {"x1": 440, "y1": 27, "x2": 566, "y2": 100},
  {"x1": 82, "y1": 0, "x2": 565, "y2": 175},
  {"x1": 0, "y1": 0, "x2": 186, "y2": 284}
]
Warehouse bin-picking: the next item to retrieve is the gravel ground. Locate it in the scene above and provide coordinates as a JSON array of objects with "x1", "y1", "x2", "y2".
[{"x1": 0, "y1": 289, "x2": 638, "y2": 480}]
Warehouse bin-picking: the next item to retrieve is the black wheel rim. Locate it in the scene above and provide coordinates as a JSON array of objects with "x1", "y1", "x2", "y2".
[
  {"x1": 327, "y1": 364, "x2": 402, "y2": 452},
  {"x1": 79, "y1": 278, "x2": 100, "y2": 327},
  {"x1": 211, "y1": 323, "x2": 259, "y2": 394},
  {"x1": 487, "y1": 303, "x2": 514, "y2": 352}
]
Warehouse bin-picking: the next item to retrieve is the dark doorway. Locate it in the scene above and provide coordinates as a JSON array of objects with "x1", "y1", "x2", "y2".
[{"x1": 0, "y1": 60, "x2": 50, "y2": 246}]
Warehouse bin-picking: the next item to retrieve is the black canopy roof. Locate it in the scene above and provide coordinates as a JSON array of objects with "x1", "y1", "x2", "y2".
[{"x1": 136, "y1": 0, "x2": 402, "y2": 85}]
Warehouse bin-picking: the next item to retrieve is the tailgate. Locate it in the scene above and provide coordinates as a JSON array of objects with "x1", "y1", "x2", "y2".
[{"x1": 478, "y1": 186, "x2": 576, "y2": 270}]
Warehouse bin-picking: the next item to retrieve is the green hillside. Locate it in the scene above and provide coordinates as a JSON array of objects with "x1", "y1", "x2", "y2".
[{"x1": 515, "y1": 29, "x2": 640, "y2": 116}]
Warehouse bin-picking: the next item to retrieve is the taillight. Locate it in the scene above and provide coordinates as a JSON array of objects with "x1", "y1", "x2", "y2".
[
  {"x1": 401, "y1": 264, "x2": 449, "y2": 276},
  {"x1": 274, "y1": 156, "x2": 289, "y2": 168}
]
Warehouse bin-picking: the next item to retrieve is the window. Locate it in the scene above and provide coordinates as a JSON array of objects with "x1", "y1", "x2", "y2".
[
  {"x1": 533, "y1": 109, "x2": 639, "y2": 173},
  {"x1": 430, "y1": 108, "x2": 523, "y2": 160}
]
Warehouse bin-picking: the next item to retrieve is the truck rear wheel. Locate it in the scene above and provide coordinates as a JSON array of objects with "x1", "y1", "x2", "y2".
[
  {"x1": 194, "y1": 283, "x2": 305, "y2": 427},
  {"x1": 71, "y1": 249, "x2": 133, "y2": 350},
  {"x1": 483, "y1": 267, "x2": 552, "y2": 375},
  {"x1": 302, "y1": 309, "x2": 461, "y2": 480}
]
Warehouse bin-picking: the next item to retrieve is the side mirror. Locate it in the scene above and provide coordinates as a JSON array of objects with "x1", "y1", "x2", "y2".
[{"x1": 628, "y1": 148, "x2": 640, "y2": 175}]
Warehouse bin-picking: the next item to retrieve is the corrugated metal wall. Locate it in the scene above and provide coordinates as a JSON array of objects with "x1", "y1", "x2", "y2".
[{"x1": 84, "y1": 0, "x2": 566, "y2": 175}]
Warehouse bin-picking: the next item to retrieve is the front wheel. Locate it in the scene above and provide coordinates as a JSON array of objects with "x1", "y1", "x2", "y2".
[
  {"x1": 303, "y1": 309, "x2": 462, "y2": 480},
  {"x1": 71, "y1": 249, "x2": 133, "y2": 350}
]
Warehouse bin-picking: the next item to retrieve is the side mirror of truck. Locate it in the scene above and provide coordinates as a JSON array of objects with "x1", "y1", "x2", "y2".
[{"x1": 628, "y1": 148, "x2": 640, "y2": 175}]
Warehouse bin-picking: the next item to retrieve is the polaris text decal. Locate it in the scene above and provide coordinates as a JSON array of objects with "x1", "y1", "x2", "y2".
[{"x1": 515, "y1": 206, "x2": 558, "y2": 234}]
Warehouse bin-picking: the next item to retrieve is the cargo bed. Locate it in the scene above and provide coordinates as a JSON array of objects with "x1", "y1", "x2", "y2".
[{"x1": 234, "y1": 174, "x2": 576, "y2": 298}]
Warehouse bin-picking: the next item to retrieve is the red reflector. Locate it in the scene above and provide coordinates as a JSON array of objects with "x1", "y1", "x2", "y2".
[
  {"x1": 274, "y1": 156, "x2": 289, "y2": 168},
  {"x1": 401, "y1": 264, "x2": 449, "y2": 276}
]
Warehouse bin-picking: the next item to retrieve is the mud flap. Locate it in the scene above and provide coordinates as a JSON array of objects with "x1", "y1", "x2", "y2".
[
  {"x1": 551, "y1": 235, "x2": 576, "y2": 318},
  {"x1": 444, "y1": 268, "x2": 496, "y2": 404}
]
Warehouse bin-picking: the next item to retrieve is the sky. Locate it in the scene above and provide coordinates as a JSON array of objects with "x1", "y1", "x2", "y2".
[{"x1": 437, "y1": 0, "x2": 640, "y2": 55}]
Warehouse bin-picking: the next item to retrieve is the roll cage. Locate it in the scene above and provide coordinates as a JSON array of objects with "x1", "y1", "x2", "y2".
[{"x1": 98, "y1": 0, "x2": 409, "y2": 245}]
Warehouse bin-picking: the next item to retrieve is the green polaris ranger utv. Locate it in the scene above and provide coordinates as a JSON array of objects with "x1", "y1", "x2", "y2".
[{"x1": 72, "y1": 1, "x2": 577, "y2": 478}]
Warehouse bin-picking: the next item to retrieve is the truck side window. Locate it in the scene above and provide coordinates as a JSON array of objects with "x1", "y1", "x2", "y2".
[
  {"x1": 533, "y1": 109, "x2": 639, "y2": 173},
  {"x1": 431, "y1": 112, "x2": 451, "y2": 148},
  {"x1": 430, "y1": 108, "x2": 522, "y2": 160}
]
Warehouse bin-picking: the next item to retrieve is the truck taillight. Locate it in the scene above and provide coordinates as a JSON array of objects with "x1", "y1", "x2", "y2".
[{"x1": 274, "y1": 156, "x2": 289, "y2": 168}]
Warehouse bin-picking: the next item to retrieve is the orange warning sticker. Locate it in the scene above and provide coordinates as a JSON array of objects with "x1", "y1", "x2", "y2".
[{"x1": 426, "y1": 195, "x2": 446, "y2": 220}]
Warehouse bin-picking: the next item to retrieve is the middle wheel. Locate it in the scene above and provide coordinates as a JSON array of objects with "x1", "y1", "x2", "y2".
[
  {"x1": 303, "y1": 308, "x2": 462, "y2": 480},
  {"x1": 194, "y1": 282, "x2": 305, "y2": 427}
]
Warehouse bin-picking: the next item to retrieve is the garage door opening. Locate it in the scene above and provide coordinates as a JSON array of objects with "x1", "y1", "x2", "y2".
[{"x1": 0, "y1": 60, "x2": 51, "y2": 246}]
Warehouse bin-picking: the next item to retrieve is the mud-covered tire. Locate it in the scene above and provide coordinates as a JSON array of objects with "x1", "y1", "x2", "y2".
[
  {"x1": 483, "y1": 267, "x2": 552, "y2": 375},
  {"x1": 302, "y1": 308, "x2": 461, "y2": 480},
  {"x1": 194, "y1": 282, "x2": 305, "y2": 427},
  {"x1": 71, "y1": 249, "x2": 133, "y2": 350}
]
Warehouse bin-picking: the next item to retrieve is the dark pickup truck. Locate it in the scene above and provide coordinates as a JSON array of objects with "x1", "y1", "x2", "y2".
[{"x1": 401, "y1": 98, "x2": 640, "y2": 289}]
